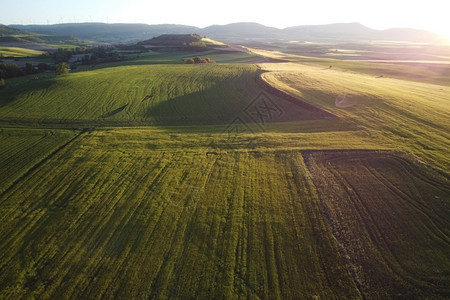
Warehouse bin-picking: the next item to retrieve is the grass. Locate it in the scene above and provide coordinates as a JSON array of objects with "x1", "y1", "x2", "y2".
[
  {"x1": 303, "y1": 150, "x2": 449, "y2": 298},
  {"x1": 249, "y1": 47, "x2": 450, "y2": 86},
  {"x1": 260, "y1": 62, "x2": 450, "y2": 172},
  {"x1": 73, "y1": 50, "x2": 263, "y2": 71},
  {"x1": 0, "y1": 47, "x2": 449, "y2": 298},
  {"x1": 0, "y1": 132, "x2": 361, "y2": 299},
  {"x1": 0, "y1": 47, "x2": 47, "y2": 57},
  {"x1": 0, "y1": 64, "x2": 327, "y2": 126},
  {"x1": 0, "y1": 128, "x2": 79, "y2": 194},
  {"x1": 201, "y1": 37, "x2": 226, "y2": 46}
]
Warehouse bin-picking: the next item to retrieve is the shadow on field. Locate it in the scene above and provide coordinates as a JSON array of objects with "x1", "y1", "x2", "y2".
[
  {"x1": 102, "y1": 104, "x2": 129, "y2": 118},
  {"x1": 146, "y1": 81, "x2": 334, "y2": 127},
  {"x1": 0, "y1": 77, "x2": 54, "y2": 108},
  {"x1": 146, "y1": 88, "x2": 239, "y2": 125}
]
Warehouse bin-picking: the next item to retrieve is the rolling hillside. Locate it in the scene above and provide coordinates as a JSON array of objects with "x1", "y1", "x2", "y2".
[
  {"x1": 0, "y1": 46, "x2": 448, "y2": 299},
  {"x1": 0, "y1": 64, "x2": 328, "y2": 126},
  {"x1": 0, "y1": 25, "x2": 30, "y2": 37}
]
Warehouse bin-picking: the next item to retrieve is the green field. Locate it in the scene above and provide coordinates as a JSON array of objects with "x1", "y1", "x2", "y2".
[
  {"x1": 0, "y1": 128, "x2": 78, "y2": 194},
  {"x1": 0, "y1": 64, "x2": 330, "y2": 126},
  {"x1": 0, "y1": 132, "x2": 361, "y2": 299},
  {"x1": 0, "y1": 47, "x2": 46, "y2": 57},
  {"x1": 260, "y1": 62, "x2": 450, "y2": 172},
  {"x1": 0, "y1": 48, "x2": 449, "y2": 299}
]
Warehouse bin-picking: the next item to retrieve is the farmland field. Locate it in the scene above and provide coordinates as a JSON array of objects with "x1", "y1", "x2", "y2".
[
  {"x1": 0, "y1": 132, "x2": 362, "y2": 299},
  {"x1": 259, "y1": 62, "x2": 450, "y2": 172},
  {"x1": 0, "y1": 64, "x2": 327, "y2": 126},
  {"x1": 0, "y1": 47, "x2": 449, "y2": 299},
  {"x1": 303, "y1": 150, "x2": 449, "y2": 299},
  {"x1": 0, "y1": 47, "x2": 46, "y2": 57},
  {"x1": 0, "y1": 128, "x2": 79, "y2": 194}
]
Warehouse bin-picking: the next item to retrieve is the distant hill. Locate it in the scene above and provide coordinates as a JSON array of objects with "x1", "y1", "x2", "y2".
[
  {"x1": 0, "y1": 24, "x2": 29, "y2": 37},
  {"x1": 10, "y1": 23, "x2": 198, "y2": 42},
  {"x1": 283, "y1": 23, "x2": 375, "y2": 41},
  {"x1": 283, "y1": 23, "x2": 445, "y2": 43},
  {"x1": 376, "y1": 28, "x2": 444, "y2": 42},
  {"x1": 0, "y1": 24, "x2": 86, "y2": 50},
  {"x1": 0, "y1": 24, "x2": 46, "y2": 44},
  {"x1": 138, "y1": 34, "x2": 228, "y2": 52},
  {"x1": 8, "y1": 22, "x2": 446, "y2": 44},
  {"x1": 199, "y1": 22, "x2": 282, "y2": 41},
  {"x1": 202, "y1": 22, "x2": 444, "y2": 43}
]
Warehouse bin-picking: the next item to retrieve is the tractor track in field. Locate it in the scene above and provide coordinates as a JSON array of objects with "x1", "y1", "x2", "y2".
[
  {"x1": 0, "y1": 129, "x2": 87, "y2": 201},
  {"x1": 301, "y1": 149, "x2": 450, "y2": 298}
]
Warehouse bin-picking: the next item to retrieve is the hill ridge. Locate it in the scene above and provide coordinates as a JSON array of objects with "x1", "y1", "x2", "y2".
[{"x1": 7, "y1": 22, "x2": 445, "y2": 43}]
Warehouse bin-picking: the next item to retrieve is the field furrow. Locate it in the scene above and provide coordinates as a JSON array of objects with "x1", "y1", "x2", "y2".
[
  {"x1": 0, "y1": 130, "x2": 365, "y2": 298},
  {"x1": 0, "y1": 128, "x2": 79, "y2": 194},
  {"x1": 0, "y1": 64, "x2": 330, "y2": 127},
  {"x1": 303, "y1": 150, "x2": 450, "y2": 299}
]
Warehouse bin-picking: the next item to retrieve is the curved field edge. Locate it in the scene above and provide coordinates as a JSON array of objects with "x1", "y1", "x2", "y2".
[
  {"x1": 255, "y1": 71, "x2": 337, "y2": 119},
  {"x1": 302, "y1": 150, "x2": 450, "y2": 299},
  {"x1": 0, "y1": 131, "x2": 361, "y2": 299}
]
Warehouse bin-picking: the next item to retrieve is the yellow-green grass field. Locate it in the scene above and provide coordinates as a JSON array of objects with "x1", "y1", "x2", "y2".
[
  {"x1": 260, "y1": 62, "x2": 450, "y2": 172},
  {"x1": 0, "y1": 64, "x2": 328, "y2": 126},
  {"x1": 0, "y1": 47, "x2": 46, "y2": 57},
  {"x1": 0, "y1": 128, "x2": 78, "y2": 195},
  {"x1": 0, "y1": 132, "x2": 361, "y2": 299}
]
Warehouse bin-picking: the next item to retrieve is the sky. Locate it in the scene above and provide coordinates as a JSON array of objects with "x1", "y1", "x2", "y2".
[{"x1": 1, "y1": 0, "x2": 449, "y2": 38}]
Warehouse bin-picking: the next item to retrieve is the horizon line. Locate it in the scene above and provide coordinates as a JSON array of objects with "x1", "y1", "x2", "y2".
[{"x1": 4, "y1": 21, "x2": 439, "y2": 33}]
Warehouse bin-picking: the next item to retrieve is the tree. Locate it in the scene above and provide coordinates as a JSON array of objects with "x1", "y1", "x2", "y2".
[
  {"x1": 55, "y1": 62, "x2": 69, "y2": 75},
  {"x1": 38, "y1": 63, "x2": 50, "y2": 71},
  {"x1": 0, "y1": 63, "x2": 23, "y2": 78},
  {"x1": 25, "y1": 62, "x2": 33, "y2": 75},
  {"x1": 90, "y1": 54, "x2": 97, "y2": 64},
  {"x1": 54, "y1": 48, "x2": 72, "y2": 63},
  {"x1": 186, "y1": 57, "x2": 215, "y2": 64}
]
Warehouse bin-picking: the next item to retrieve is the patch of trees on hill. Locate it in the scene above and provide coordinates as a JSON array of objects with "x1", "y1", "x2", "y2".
[
  {"x1": 0, "y1": 63, "x2": 23, "y2": 89},
  {"x1": 0, "y1": 62, "x2": 55, "y2": 88},
  {"x1": 55, "y1": 62, "x2": 69, "y2": 75},
  {"x1": 0, "y1": 63, "x2": 23, "y2": 78},
  {"x1": 0, "y1": 44, "x2": 128, "y2": 87},
  {"x1": 53, "y1": 46, "x2": 123, "y2": 65},
  {"x1": 0, "y1": 62, "x2": 54, "y2": 78},
  {"x1": 185, "y1": 57, "x2": 215, "y2": 64}
]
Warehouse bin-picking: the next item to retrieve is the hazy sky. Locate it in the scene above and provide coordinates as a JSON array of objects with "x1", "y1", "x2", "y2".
[{"x1": 1, "y1": 0, "x2": 449, "y2": 37}]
